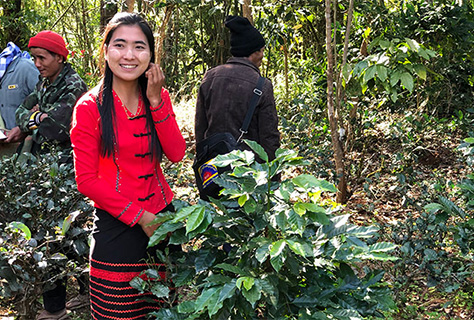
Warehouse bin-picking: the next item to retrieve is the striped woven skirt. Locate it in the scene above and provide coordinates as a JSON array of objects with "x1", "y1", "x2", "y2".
[{"x1": 90, "y1": 206, "x2": 178, "y2": 319}]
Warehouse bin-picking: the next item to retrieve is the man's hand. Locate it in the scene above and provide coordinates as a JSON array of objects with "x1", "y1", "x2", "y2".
[{"x1": 5, "y1": 126, "x2": 27, "y2": 143}]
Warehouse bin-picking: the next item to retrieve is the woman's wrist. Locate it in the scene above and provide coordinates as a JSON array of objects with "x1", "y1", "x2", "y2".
[
  {"x1": 138, "y1": 210, "x2": 154, "y2": 226},
  {"x1": 149, "y1": 98, "x2": 163, "y2": 109}
]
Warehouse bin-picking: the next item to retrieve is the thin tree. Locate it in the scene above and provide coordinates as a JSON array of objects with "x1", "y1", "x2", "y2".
[
  {"x1": 100, "y1": 0, "x2": 117, "y2": 34},
  {"x1": 155, "y1": 5, "x2": 174, "y2": 66},
  {"x1": 243, "y1": 0, "x2": 253, "y2": 25},
  {"x1": 325, "y1": 0, "x2": 355, "y2": 203},
  {"x1": 124, "y1": 0, "x2": 135, "y2": 12}
]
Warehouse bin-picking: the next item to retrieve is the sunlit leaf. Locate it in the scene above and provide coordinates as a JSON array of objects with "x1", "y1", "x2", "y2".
[
  {"x1": 288, "y1": 209, "x2": 306, "y2": 235},
  {"x1": 368, "y1": 242, "x2": 397, "y2": 253},
  {"x1": 8, "y1": 222, "x2": 31, "y2": 240},
  {"x1": 244, "y1": 139, "x2": 268, "y2": 162},
  {"x1": 172, "y1": 205, "x2": 201, "y2": 223},
  {"x1": 270, "y1": 253, "x2": 284, "y2": 272},
  {"x1": 186, "y1": 206, "x2": 206, "y2": 234},
  {"x1": 405, "y1": 38, "x2": 420, "y2": 52},
  {"x1": 255, "y1": 243, "x2": 271, "y2": 263},
  {"x1": 238, "y1": 194, "x2": 249, "y2": 207},
  {"x1": 270, "y1": 239, "x2": 286, "y2": 258},
  {"x1": 62, "y1": 210, "x2": 81, "y2": 235},
  {"x1": 292, "y1": 175, "x2": 336, "y2": 192},
  {"x1": 286, "y1": 239, "x2": 311, "y2": 257},
  {"x1": 236, "y1": 276, "x2": 254, "y2": 291}
]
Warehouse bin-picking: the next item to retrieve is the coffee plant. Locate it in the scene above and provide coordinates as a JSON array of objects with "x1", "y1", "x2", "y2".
[
  {"x1": 133, "y1": 141, "x2": 398, "y2": 319},
  {"x1": 386, "y1": 137, "x2": 474, "y2": 294},
  {"x1": 0, "y1": 149, "x2": 92, "y2": 319}
]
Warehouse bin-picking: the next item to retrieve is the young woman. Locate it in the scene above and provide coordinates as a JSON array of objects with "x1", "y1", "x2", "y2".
[{"x1": 71, "y1": 13, "x2": 186, "y2": 319}]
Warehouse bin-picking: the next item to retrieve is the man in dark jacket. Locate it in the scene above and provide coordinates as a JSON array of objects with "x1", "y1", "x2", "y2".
[{"x1": 195, "y1": 15, "x2": 280, "y2": 160}]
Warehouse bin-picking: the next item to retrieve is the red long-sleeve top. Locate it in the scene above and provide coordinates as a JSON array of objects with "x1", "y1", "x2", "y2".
[{"x1": 70, "y1": 87, "x2": 186, "y2": 227}]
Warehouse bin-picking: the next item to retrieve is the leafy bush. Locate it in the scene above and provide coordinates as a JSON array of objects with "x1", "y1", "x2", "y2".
[
  {"x1": 356, "y1": 0, "x2": 474, "y2": 115},
  {"x1": 0, "y1": 149, "x2": 92, "y2": 319},
  {"x1": 386, "y1": 137, "x2": 474, "y2": 296},
  {"x1": 133, "y1": 142, "x2": 397, "y2": 319},
  {"x1": 348, "y1": 35, "x2": 436, "y2": 108}
]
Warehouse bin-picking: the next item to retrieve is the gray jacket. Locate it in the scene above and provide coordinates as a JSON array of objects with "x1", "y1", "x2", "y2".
[
  {"x1": 195, "y1": 57, "x2": 280, "y2": 160},
  {"x1": 0, "y1": 57, "x2": 39, "y2": 129}
]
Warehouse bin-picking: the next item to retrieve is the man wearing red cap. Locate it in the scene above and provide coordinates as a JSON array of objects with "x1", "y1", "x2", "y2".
[
  {"x1": 8, "y1": 30, "x2": 87, "y2": 320},
  {"x1": 7, "y1": 30, "x2": 87, "y2": 159}
]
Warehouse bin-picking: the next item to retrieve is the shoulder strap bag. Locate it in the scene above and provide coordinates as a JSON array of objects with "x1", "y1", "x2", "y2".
[{"x1": 193, "y1": 76, "x2": 265, "y2": 200}]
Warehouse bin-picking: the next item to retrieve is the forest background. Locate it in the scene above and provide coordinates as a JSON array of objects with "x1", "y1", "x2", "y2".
[{"x1": 1, "y1": 0, "x2": 474, "y2": 319}]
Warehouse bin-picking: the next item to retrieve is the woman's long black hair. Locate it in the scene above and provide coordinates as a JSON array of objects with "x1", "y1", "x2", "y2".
[{"x1": 98, "y1": 12, "x2": 162, "y2": 161}]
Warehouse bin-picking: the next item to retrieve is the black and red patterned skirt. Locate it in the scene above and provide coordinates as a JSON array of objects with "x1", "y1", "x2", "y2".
[{"x1": 90, "y1": 206, "x2": 177, "y2": 319}]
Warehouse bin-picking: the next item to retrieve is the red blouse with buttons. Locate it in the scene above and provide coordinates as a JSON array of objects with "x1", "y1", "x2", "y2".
[{"x1": 71, "y1": 86, "x2": 186, "y2": 227}]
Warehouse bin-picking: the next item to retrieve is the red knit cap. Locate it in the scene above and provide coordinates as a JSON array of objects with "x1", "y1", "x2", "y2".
[{"x1": 28, "y1": 30, "x2": 69, "y2": 61}]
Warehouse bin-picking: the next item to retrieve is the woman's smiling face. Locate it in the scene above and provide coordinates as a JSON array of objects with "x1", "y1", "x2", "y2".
[{"x1": 105, "y1": 24, "x2": 151, "y2": 84}]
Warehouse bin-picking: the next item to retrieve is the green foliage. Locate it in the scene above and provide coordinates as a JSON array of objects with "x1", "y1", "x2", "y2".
[
  {"x1": 355, "y1": 0, "x2": 474, "y2": 115},
  {"x1": 349, "y1": 36, "x2": 435, "y2": 104},
  {"x1": 0, "y1": 149, "x2": 92, "y2": 319},
  {"x1": 396, "y1": 1, "x2": 474, "y2": 114},
  {"x1": 0, "y1": 0, "x2": 45, "y2": 48},
  {"x1": 135, "y1": 142, "x2": 397, "y2": 319},
  {"x1": 386, "y1": 137, "x2": 474, "y2": 295},
  {"x1": 388, "y1": 200, "x2": 472, "y2": 292}
]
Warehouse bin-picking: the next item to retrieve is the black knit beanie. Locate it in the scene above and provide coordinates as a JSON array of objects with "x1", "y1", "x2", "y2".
[{"x1": 225, "y1": 15, "x2": 265, "y2": 57}]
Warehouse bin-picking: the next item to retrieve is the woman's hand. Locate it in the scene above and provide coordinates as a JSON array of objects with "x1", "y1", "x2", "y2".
[
  {"x1": 138, "y1": 210, "x2": 160, "y2": 237},
  {"x1": 145, "y1": 63, "x2": 165, "y2": 107}
]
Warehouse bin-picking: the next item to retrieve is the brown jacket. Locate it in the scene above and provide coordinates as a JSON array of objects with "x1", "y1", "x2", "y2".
[{"x1": 195, "y1": 57, "x2": 280, "y2": 159}]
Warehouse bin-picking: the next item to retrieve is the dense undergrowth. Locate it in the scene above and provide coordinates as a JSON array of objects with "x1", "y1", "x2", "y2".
[{"x1": 1, "y1": 94, "x2": 472, "y2": 319}]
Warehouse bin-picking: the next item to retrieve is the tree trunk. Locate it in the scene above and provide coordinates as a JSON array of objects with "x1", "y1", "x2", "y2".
[
  {"x1": 155, "y1": 5, "x2": 174, "y2": 66},
  {"x1": 242, "y1": 0, "x2": 253, "y2": 25},
  {"x1": 123, "y1": 0, "x2": 135, "y2": 12},
  {"x1": 335, "y1": 0, "x2": 355, "y2": 129},
  {"x1": 283, "y1": 38, "x2": 289, "y2": 102},
  {"x1": 100, "y1": 0, "x2": 118, "y2": 34},
  {"x1": 325, "y1": 0, "x2": 347, "y2": 203}
]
